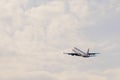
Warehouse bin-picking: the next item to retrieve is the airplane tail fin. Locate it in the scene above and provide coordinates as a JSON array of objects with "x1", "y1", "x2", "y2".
[{"x1": 87, "y1": 48, "x2": 89, "y2": 54}]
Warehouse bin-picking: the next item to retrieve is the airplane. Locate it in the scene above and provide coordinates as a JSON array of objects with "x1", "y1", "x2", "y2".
[{"x1": 64, "y1": 47, "x2": 100, "y2": 58}]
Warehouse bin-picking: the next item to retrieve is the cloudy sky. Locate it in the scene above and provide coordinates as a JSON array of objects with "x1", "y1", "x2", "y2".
[{"x1": 0, "y1": 0, "x2": 120, "y2": 80}]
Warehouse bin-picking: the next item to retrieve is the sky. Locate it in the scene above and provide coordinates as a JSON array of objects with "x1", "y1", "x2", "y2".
[{"x1": 0, "y1": 0, "x2": 120, "y2": 80}]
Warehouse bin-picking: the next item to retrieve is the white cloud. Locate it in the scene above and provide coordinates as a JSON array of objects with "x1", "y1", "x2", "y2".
[
  {"x1": 104, "y1": 68, "x2": 120, "y2": 80},
  {"x1": 56, "y1": 71, "x2": 107, "y2": 80},
  {"x1": 0, "y1": 0, "x2": 120, "y2": 80},
  {"x1": 0, "y1": 71, "x2": 56, "y2": 80}
]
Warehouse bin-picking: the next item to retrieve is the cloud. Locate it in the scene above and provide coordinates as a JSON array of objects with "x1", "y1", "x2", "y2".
[
  {"x1": 56, "y1": 71, "x2": 107, "y2": 80},
  {"x1": 0, "y1": 71, "x2": 56, "y2": 80},
  {"x1": 104, "y1": 68, "x2": 120, "y2": 80},
  {"x1": 0, "y1": 0, "x2": 120, "y2": 80}
]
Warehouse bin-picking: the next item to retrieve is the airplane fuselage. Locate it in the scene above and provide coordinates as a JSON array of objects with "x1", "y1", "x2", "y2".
[{"x1": 82, "y1": 54, "x2": 95, "y2": 58}]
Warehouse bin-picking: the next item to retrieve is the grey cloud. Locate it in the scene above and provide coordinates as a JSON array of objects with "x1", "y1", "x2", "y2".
[
  {"x1": 0, "y1": 49, "x2": 17, "y2": 57},
  {"x1": 22, "y1": 0, "x2": 54, "y2": 10}
]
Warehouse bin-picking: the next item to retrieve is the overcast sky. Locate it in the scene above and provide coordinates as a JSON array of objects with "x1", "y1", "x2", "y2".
[{"x1": 0, "y1": 0, "x2": 120, "y2": 80}]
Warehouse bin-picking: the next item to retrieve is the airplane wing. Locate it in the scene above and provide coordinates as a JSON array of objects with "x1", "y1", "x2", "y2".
[
  {"x1": 64, "y1": 52, "x2": 81, "y2": 56},
  {"x1": 88, "y1": 53, "x2": 100, "y2": 55},
  {"x1": 73, "y1": 47, "x2": 86, "y2": 54}
]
